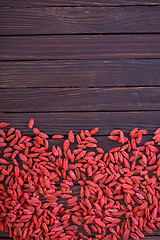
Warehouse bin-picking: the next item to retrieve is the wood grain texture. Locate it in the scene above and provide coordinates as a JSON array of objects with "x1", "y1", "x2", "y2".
[
  {"x1": 0, "y1": 87, "x2": 160, "y2": 112},
  {"x1": 0, "y1": 232, "x2": 159, "y2": 240},
  {"x1": 1, "y1": 35, "x2": 160, "y2": 60},
  {"x1": 0, "y1": 1, "x2": 160, "y2": 239},
  {"x1": 0, "y1": 59, "x2": 160, "y2": 88},
  {"x1": 0, "y1": 112, "x2": 159, "y2": 135},
  {"x1": 0, "y1": 0, "x2": 160, "y2": 7},
  {"x1": 1, "y1": 7, "x2": 160, "y2": 35},
  {"x1": 0, "y1": 227, "x2": 159, "y2": 239}
]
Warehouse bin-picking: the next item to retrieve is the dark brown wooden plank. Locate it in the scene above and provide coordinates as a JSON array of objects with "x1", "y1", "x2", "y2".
[
  {"x1": 0, "y1": 135, "x2": 160, "y2": 240},
  {"x1": 0, "y1": 238, "x2": 11, "y2": 240},
  {"x1": 0, "y1": 111, "x2": 159, "y2": 135},
  {"x1": 49, "y1": 136, "x2": 153, "y2": 154},
  {"x1": 0, "y1": 0, "x2": 160, "y2": 7},
  {"x1": 0, "y1": 229, "x2": 159, "y2": 239},
  {"x1": 0, "y1": 132, "x2": 156, "y2": 154},
  {"x1": 0, "y1": 234, "x2": 11, "y2": 238},
  {"x1": 0, "y1": 232, "x2": 159, "y2": 239},
  {"x1": 0, "y1": 134, "x2": 160, "y2": 239},
  {"x1": 0, "y1": 236, "x2": 12, "y2": 239},
  {"x1": 1, "y1": 35, "x2": 160, "y2": 60},
  {"x1": 0, "y1": 137, "x2": 155, "y2": 170},
  {"x1": 0, "y1": 87, "x2": 160, "y2": 112},
  {"x1": 1, "y1": 7, "x2": 160, "y2": 35},
  {"x1": 1, "y1": 59, "x2": 160, "y2": 88}
]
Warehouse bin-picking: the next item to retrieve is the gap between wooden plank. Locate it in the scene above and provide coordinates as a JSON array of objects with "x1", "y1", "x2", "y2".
[
  {"x1": 0, "y1": 0, "x2": 160, "y2": 7},
  {"x1": 1, "y1": 33, "x2": 160, "y2": 37}
]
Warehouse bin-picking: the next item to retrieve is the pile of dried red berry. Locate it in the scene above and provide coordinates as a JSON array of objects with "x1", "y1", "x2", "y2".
[{"x1": 0, "y1": 119, "x2": 160, "y2": 240}]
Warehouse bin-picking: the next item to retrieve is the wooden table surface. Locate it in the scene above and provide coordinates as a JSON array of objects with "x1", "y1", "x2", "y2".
[{"x1": 0, "y1": 1, "x2": 160, "y2": 239}]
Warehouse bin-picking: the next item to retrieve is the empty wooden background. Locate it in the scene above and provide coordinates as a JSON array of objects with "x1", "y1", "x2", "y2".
[{"x1": 0, "y1": 0, "x2": 160, "y2": 239}]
